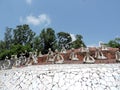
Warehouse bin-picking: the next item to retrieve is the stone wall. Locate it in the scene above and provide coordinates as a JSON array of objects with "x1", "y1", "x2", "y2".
[
  {"x1": 37, "y1": 47, "x2": 118, "y2": 64},
  {"x1": 0, "y1": 64, "x2": 120, "y2": 90}
]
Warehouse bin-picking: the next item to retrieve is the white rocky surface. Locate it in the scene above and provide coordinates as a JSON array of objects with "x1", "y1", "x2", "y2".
[{"x1": 0, "y1": 64, "x2": 120, "y2": 90}]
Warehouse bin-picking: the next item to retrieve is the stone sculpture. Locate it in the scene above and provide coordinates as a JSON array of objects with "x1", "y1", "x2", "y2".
[
  {"x1": 80, "y1": 44, "x2": 88, "y2": 53},
  {"x1": 19, "y1": 53, "x2": 25, "y2": 65},
  {"x1": 61, "y1": 46, "x2": 67, "y2": 54},
  {"x1": 46, "y1": 48, "x2": 54, "y2": 63},
  {"x1": 11, "y1": 55, "x2": 19, "y2": 67},
  {"x1": 33, "y1": 50, "x2": 38, "y2": 64},
  {"x1": 100, "y1": 43, "x2": 108, "y2": 51},
  {"x1": 38, "y1": 51, "x2": 43, "y2": 57},
  {"x1": 54, "y1": 49, "x2": 64, "y2": 64},
  {"x1": 27, "y1": 52, "x2": 34, "y2": 65},
  {"x1": 95, "y1": 48, "x2": 107, "y2": 59},
  {"x1": 1, "y1": 63, "x2": 6, "y2": 70},
  {"x1": 3, "y1": 56, "x2": 12, "y2": 69},
  {"x1": 83, "y1": 51, "x2": 95, "y2": 64},
  {"x1": 24, "y1": 50, "x2": 29, "y2": 65},
  {"x1": 69, "y1": 48, "x2": 79, "y2": 61},
  {"x1": 15, "y1": 58, "x2": 21, "y2": 67},
  {"x1": 115, "y1": 51, "x2": 120, "y2": 62},
  {"x1": 14, "y1": 55, "x2": 18, "y2": 60}
]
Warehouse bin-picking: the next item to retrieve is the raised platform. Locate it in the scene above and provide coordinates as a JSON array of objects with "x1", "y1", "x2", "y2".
[
  {"x1": 37, "y1": 47, "x2": 118, "y2": 64},
  {"x1": 37, "y1": 59, "x2": 117, "y2": 65},
  {"x1": 0, "y1": 64, "x2": 120, "y2": 90}
]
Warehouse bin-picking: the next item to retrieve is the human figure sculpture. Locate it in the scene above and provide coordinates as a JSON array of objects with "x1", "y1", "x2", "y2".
[
  {"x1": 14, "y1": 55, "x2": 18, "y2": 60},
  {"x1": 61, "y1": 46, "x2": 67, "y2": 54},
  {"x1": 11, "y1": 55, "x2": 14, "y2": 61},
  {"x1": 34, "y1": 49, "x2": 38, "y2": 57},
  {"x1": 26, "y1": 52, "x2": 34, "y2": 65},
  {"x1": 54, "y1": 49, "x2": 64, "y2": 64},
  {"x1": 83, "y1": 51, "x2": 95, "y2": 64},
  {"x1": 33, "y1": 49, "x2": 38, "y2": 64},
  {"x1": 5, "y1": 56, "x2": 8, "y2": 61},
  {"x1": 69, "y1": 48, "x2": 79, "y2": 61},
  {"x1": 22, "y1": 56, "x2": 27, "y2": 65},
  {"x1": 46, "y1": 48, "x2": 54, "y2": 63},
  {"x1": 7, "y1": 59, "x2": 12, "y2": 69},
  {"x1": 95, "y1": 48, "x2": 107, "y2": 59},
  {"x1": 12, "y1": 55, "x2": 20, "y2": 67},
  {"x1": 100, "y1": 43, "x2": 108, "y2": 51},
  {"x1": 15, "y1": 58, "x2": 21, "y2": 67},
  {"x1": 38, "y1": 51, "x2": 43, "y2": 57},
  {"x1": 24, "y1": 50, "x2": 29, "y2": 65},
  {"x1": 115, "y1": 50, "x2": 120, "y2": 62},
  {"x1": 3, "y1": 56, "x2": 12, "y2": 69},
  {"x1": 19, "y1": 53, "x2": 25, "y2": 65},
  {"x1": 10, "y1": 55, "x2": 15, "y2": 67},
  {"x1": 1, "y1": 63, "x2": 6, "y2": 70},
  {"x1": 24, "y1": 50, "x2": 29, "y2": 59},
  {"x1": 80, "y1": 44, "x2": 88, "y2": 53}
]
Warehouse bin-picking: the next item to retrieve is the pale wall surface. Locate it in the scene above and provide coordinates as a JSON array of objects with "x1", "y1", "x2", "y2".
[{"x1": 0, "y1": 64, "x2": 120, "y2": 90}]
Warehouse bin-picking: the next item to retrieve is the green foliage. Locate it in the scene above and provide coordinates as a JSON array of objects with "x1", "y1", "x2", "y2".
[
  {"x1": 40, "y1": 28, "x2": 56, "y2": 54},
  {"x1": 108, "y1": 38, "x2": 120, "y2": 48},
  {"x1": 57, "y1": 32, "x2": 72, "y2": 50},
  {"x1": 0, "y1": 24, "x2": 86, "y2": 60},
  {"x1": 32, "y1": 36, "x2": 43, "y2": 51},
  {"x1": 4, "y1": 27, "x2": 13, "y2": 49},
  {"x1": 10, "y1": 44, "x2": 32, "y2": 54},
  {"x1": 0, "y1": 40, "x2": 6, "y2": 51},
  {"x1": 13, "y1": 24, "x2": 35, "y2": 45},
  {"x1": 71, "y1": 34, "x2": 86, "y2": 49},
  {"x1": 0, "y1": 44, "x2": 32, "y2": 60},
  {"x1": 0, "y1": 50, "x2": 11, "y2": 60}
]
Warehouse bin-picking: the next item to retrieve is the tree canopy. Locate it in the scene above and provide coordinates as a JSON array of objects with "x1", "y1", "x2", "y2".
[
  {"x1": 57, "y1": 32, "x2": 72, "y2": 50},
  {"x1": 72, "y1": 34, "x2": 86, "y2": 49},
  {"x1": 40, "y1": 28, "x2": 57, "y2": 54},
  {"x1": 0, "y1": 24, "x2": 86, "y2": 60},
  {"x1": 13, "y1": 24, "x2": 35, "y2": 45},
  {"x1": 107, "y1": 37, "x2": 120, "y2": 48}
]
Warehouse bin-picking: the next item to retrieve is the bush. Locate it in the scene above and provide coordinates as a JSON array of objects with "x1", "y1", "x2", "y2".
[{"x1": 0, "y1": 44, "x2": 32, "y2": 60}]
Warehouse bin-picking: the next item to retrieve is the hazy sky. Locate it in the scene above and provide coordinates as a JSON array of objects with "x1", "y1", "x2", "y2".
[{"x1": 0, "y1": 0, "x2": 120, "y2": 46}]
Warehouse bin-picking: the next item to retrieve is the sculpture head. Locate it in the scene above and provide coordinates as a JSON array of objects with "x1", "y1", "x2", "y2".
[
  {"x1": 55, "y1": 49, "x2": 59, "y2": 54},
  {"x1": 25, "y1": 50, "x2": 27, "y2": 53},
  {"x1": 71, "y1": 48, "x2": 74, "y2": 51},
  {"x1": 49, "y1": 48, "x2": 51, "y2": 51},
  {"x1": 81, "y1": 44, "x2": 83, "y2": 47},
  {"x1": 5, "y1": 56, "x2": 8, "y2": 59}
]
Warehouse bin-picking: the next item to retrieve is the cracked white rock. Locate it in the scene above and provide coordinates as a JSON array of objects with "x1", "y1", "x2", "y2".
[{"x1": 0, "y1": 64, "x2": 120, "y2": 90}]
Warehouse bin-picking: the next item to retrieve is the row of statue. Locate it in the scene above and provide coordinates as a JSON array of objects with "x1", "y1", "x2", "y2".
[
  {"x1": 46, "y1": 46, "x2": 120, "y2": 64},
  {"x1": 0, "y1": 50, "x2": 39, "y2": 70},
  {"x1": 46, "y1": 47, "x2": 103, "y2": 64},
  {"x1": 0, "y1": 45, "x2": 120, "y2": 70}
]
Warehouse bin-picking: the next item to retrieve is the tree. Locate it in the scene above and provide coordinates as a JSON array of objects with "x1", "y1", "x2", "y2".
[
  {"x1": 4, "y1": 27, "x2": 13, "y2": 49},
  {"x1": 10, "y1": 44, "x2": 32, "y2": 56},
  {"x1": 71, "y1": 34, "x2": 86, "y2": 49},
  {"x1": 13, "y1": 24, "x2": 35, "y2": 46},
  {"x1": 32, "y1": 35, "x2": 43, "y2": 51},
  {"x1": 0, "y1": 49, "x2": 11, "y2": 60},
  {"x1": 108, "y1": 37, "x2": 120, "y2": 48},
  {"x1": 40, "y1": 28, "x2": 56, "y2": 54},
  {"x1": 0, "y1": 40, "x2": 6, "y2": 52},
  {"x1": 57, "y1": 32, "x2": 72, "y2": 50}
]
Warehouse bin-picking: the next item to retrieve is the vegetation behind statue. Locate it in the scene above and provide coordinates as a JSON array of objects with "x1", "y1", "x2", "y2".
[
  {"x1": 0, "y1": 24, "x2": 119, "y2": 60},
  {"x1": 0, "y1": 24, "x2": 85, "y2": 60}
]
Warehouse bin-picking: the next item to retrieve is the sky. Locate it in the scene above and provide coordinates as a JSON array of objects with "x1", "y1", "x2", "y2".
[{"x1": 0, "y1": 0, "x2": 120, "y2": 46}]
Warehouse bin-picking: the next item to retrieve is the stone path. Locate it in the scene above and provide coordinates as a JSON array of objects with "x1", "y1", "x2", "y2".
[{"x1": 0, "y1": 64, "x2": 120, "y2": 90}]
